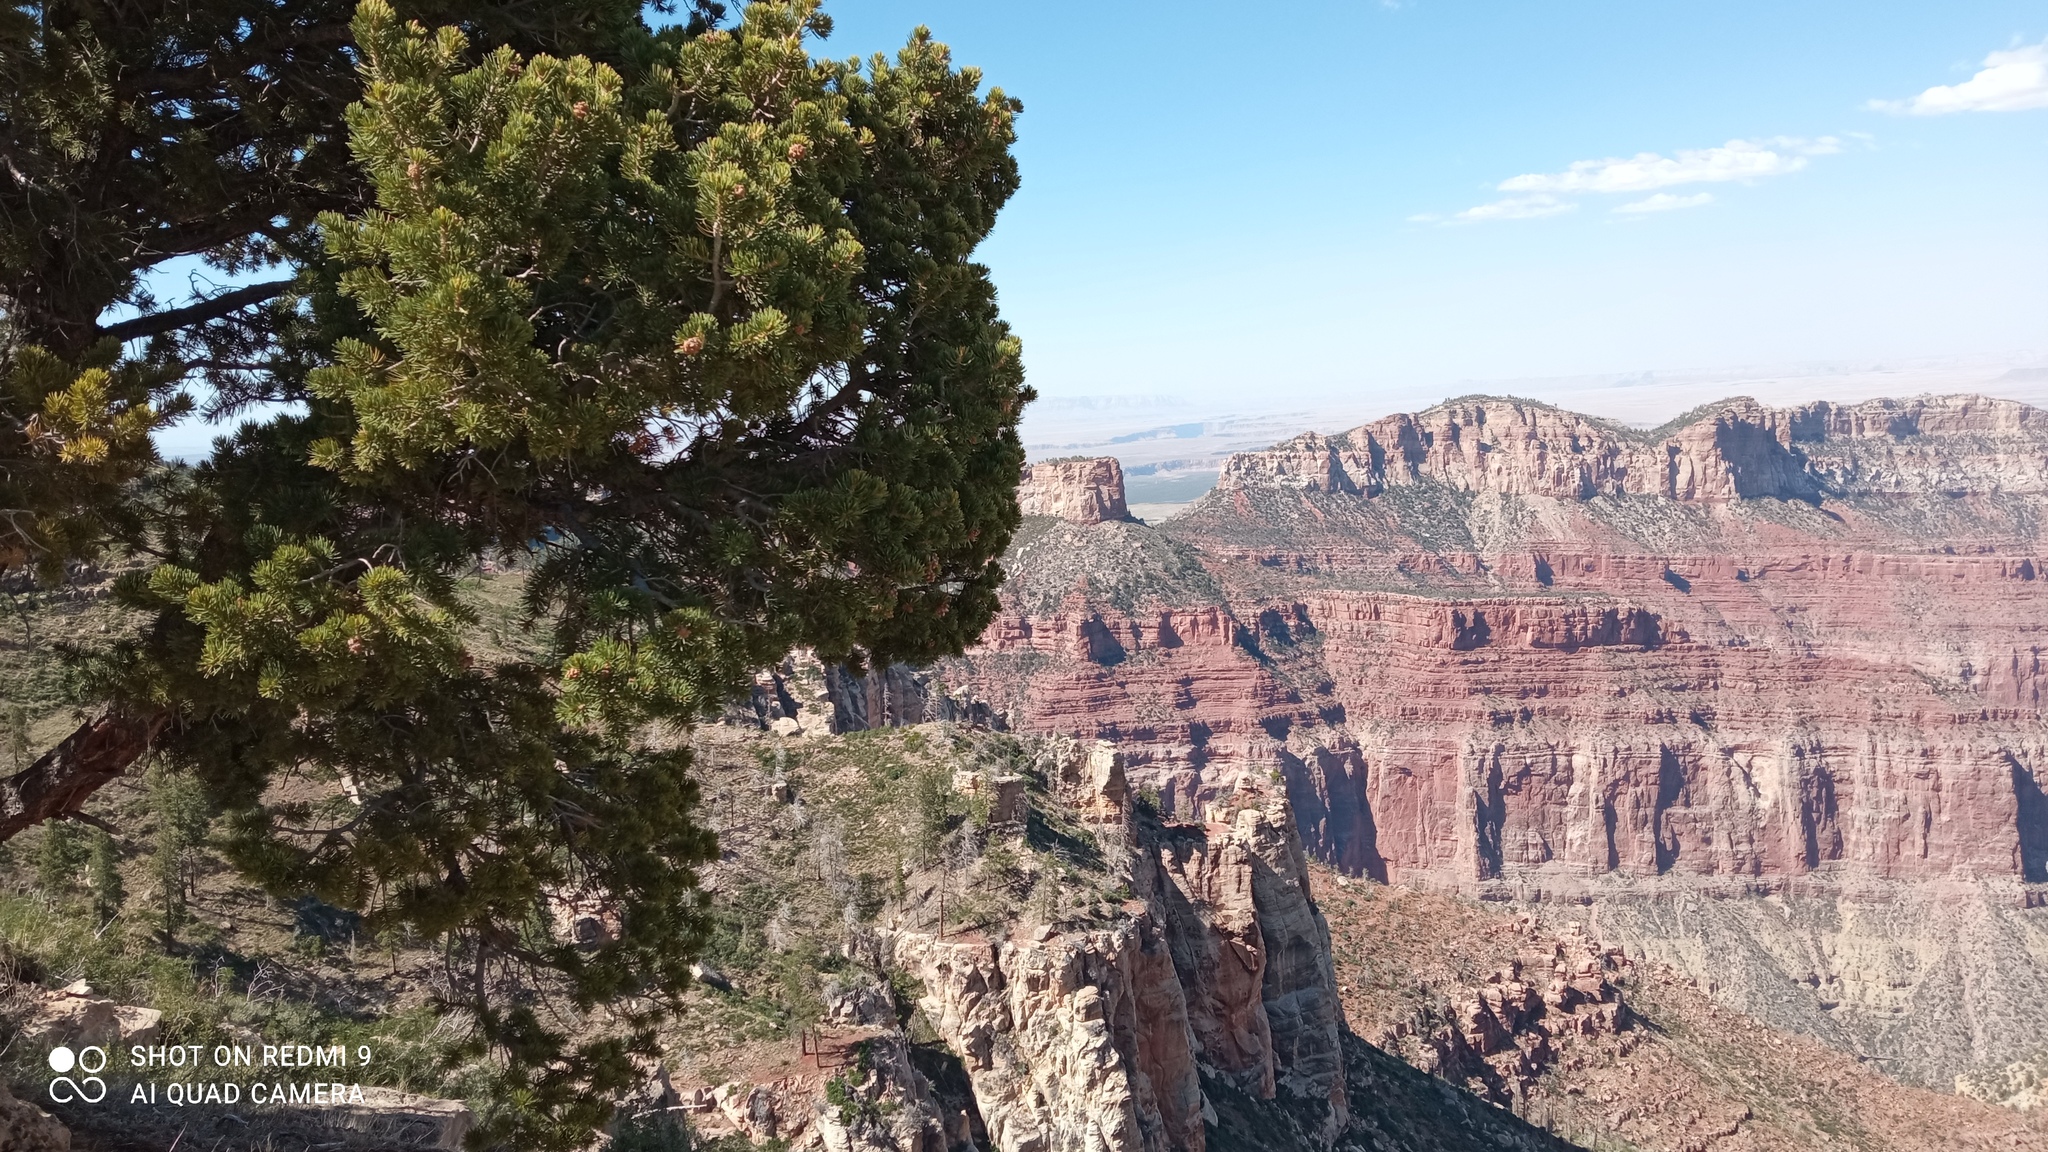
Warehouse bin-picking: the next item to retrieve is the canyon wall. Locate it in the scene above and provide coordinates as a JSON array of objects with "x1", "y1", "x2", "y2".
[{"x1": 943, "y1": 394, "x2": 2048, "y2": 1087}]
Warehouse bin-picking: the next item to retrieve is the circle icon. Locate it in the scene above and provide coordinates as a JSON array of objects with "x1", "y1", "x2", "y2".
[{"x1": 47, "y1": 1046, "x2": 75, "y2": 1074}]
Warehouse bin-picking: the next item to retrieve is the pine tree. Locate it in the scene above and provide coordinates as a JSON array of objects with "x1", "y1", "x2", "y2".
[
  {"x1": 2, "y1": 705, "x2": 27, "y2": 770},
  {"x1": 0, "y1": 1, "x2": 1024, "y2": 1146},
  {"x1": 35, "y1": 818, "x2": 84, "y2": 898},
  {"x1": 86, "y1": 828, "x2": 125, "y2": 925},
  {"x1": 145, "y1": 766, "x2": 211, "y2": 940}
]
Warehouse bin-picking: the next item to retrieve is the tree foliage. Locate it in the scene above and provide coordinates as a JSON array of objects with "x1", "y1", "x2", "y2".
[
  {"x1": 0, "y1": 0, "x2": 664, "y2": 575},
  {"x1": 85, "y1": 825, "x2": 122, "y2": 924},
  {"x1": 0, "y1": 0, "x2": 1025, "y2": 1146}
]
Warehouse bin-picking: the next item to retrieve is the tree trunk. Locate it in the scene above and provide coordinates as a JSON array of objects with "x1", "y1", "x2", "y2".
[{"x1": 0, "y1": 711, "x2": 168, "y2": 840}]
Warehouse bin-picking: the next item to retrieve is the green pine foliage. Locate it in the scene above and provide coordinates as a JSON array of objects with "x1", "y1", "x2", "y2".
[
  {"x1": 85, "y1": 827, "x2": 123, "y2": 924},
  {"x1": 2, "y1": 704, "x2": 27, "y2": 769},
  {"x1": 0, "y1": 0, "x2": 1025, "y2": 1146},
  {"x1": 35, "y1": 817, "x2": 84, "y2": 897},
  {"x1": 143, "y1": 764, "x2": 211, "y2": 939}
]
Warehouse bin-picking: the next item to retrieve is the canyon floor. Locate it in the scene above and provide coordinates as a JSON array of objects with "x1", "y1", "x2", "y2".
[{"x1": 1318, "y1": 872, "x2": 2047, "y2": 1150}]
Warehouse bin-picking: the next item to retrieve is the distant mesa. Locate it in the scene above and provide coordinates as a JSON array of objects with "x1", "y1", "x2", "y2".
[
  {"x1": 1018, "y1": 456, "x2": 1131, "y2": 524},
  {"x1": 1215, "y1": 392, "x2": 2048, "y2": 501}
]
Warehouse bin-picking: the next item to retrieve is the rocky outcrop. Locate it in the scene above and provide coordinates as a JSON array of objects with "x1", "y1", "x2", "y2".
[
  {"x1": 734, "y1": 651, "x2": 1002, "y2": 736},
  {"x1": 0, "y1": 1082, "x2": 70, "y2": 1152},
  {"x1": 893, "y1": 917, "x2": 1204, "y2": 1152},
  {"x1": 682, "y1": 1022, "x2": 952, "y2": 1152},
  {"x1": 16, "y1": 981, "x2": 161, "y2": 1050},
  {"x1": 887, "y1": 754, "x2": 1349, "y2": 1152},
  {"x1": 1021, "y1": 458, "x2": 1132, "y2": 524},
  {"x1": 1139, "y1": 793, "x2": 1345, "y2": 1134},
  {"x1": 674, "y1": 720, "x2": 1590, "y2": 1152},
  {"x1": 320, "y1": 1088, "x2": 475, "y2": 1151},
  {"x1": 1365, "y1": 919, "x2": 1635, "y2": 1107}
]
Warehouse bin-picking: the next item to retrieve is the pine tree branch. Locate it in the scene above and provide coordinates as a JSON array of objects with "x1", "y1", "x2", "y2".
[
  {"x1": 0, "y1": 710, "x2": 169, "y2": 841},
  {"x1": 63, "y1": 810, "x2": 119, "y2": 834},
  {"x1": 97, "y1": 278, "x2": 295, "y2": 344}
]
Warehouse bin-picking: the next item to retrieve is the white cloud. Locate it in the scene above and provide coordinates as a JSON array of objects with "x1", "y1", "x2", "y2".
[
  {"x1": 1871, "y1": 42, "x2": 2048, "y2": 114},
  {"x1": 1614, "y1": 192, "x2": 1714, "y2": 214},
  {"x1": 1453, "y1": 194, "x2": 1577, "y2": 222},
  {"x1": 1498, "y1": 137, "x2": 1838, "y2": 195},
  {"x1": 1419, "y1": 135, "x2": 1834, "y2": 224}
]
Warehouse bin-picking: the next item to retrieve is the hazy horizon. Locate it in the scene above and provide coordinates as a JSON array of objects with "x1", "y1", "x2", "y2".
[{"x1": 1020, "y1": 353, "x2": 2048, "y2": 510}]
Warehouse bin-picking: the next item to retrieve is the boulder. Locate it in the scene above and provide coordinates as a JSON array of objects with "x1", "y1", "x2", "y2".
[
  {"x1": 18, "y1": 986, "x2": 161, "y2": 1050},
  {"x1": 988, "y1": 776, "x2": 1028, "y2": 826},
  {"x1": 0, "y1": 1081, "x2": 70, "y2": 1152},
  {"x1": 320, "y1": 1087, "x2": 475, "y2": 1151},
  {"x1": 822, "y1": 977, "x2": 896, "y2": 1027}
]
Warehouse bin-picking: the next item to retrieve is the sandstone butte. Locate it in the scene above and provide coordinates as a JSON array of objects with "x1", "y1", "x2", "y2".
[
  {"x1": 1019, "y1": 456, "x2": 1133, "y2": 524},
  {"x1": 938, "y1": 393, "x2": 2048, "y2": 1092}
]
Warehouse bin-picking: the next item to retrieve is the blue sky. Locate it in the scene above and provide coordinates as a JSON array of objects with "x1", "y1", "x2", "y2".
[
  {"x1": 156, "y1": 2, "x2": 2048, "y2": 458},
  {"x1": 816, "y1": 1, "x2": 2048, "y2": 423}
]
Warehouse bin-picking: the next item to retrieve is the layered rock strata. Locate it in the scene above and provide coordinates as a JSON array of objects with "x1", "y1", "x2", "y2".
[
  {"x1": 1215, "y1": 393, "x2": 2048, "y2": 501},
  {"x1": 944, "y1": 393, "x2": 2048, "y2": 1087}
]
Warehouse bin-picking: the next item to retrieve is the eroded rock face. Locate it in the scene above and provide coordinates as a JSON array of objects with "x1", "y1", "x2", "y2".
[
  {"x1": 1237, "y1": 804, "x2": 1346, "y2": 1131},
  {"x1": 954, "y1": 394, "x2": 2048, "y2": 893},
  {"x1": 1139, "y1": 795, "x2": 1346, "y2": 1132},
  {"x1": 733, "y1": 651, "x2": 1002, "y2": 736},
  {"x1": 1021, "y1": 458, "x2": 1131, "y2": 524},
  {"x1": 1321, "y1": 873, "x2": 2048, "y2": 1151},
  {"x1": 892, "y1": 918, "x2": 1202, "y2": 1152},
  {"x1": 1365, "y1": 919, "x2": 1635, "y2": 1107},
  {"x1": 943, "y1": 392, "x2": 2048, "y2": 1089},
  {"x1": 888, "y1": 766, "x2": 1354, "y2": 1152},
  {"x1": 1147, "y1": 819, "x2": 1272, "y2": 1101}
]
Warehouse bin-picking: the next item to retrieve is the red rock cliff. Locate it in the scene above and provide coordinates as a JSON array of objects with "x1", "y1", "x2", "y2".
[{"x1": 946, "y1": 394, "x2": 2048, "y2": 897}]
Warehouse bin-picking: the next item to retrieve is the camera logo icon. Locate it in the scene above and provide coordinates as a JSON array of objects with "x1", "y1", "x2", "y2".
[{"x1": 47, "y1": 1045, "x2": 108, "y2": 1103}]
